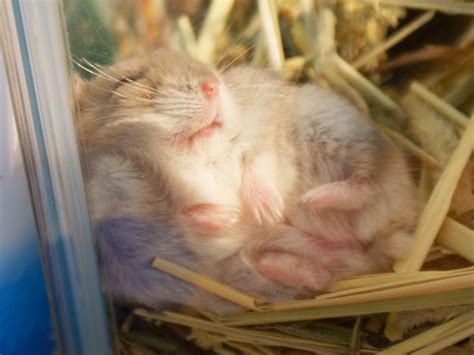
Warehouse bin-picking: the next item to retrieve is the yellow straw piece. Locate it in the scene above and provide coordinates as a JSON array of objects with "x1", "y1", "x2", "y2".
[
  {"x1": 330, "y1": 267, "x2": 474, "y2": 292},
  {"x1": 253, "y1": 344, "x2": 281, "y2": 355},
  {"x1": 379, "y1": 311, "x2": 474, "y2": 354},
  {"x1": 360, "y1": 0, "x2": 474, "y2": 15},
  {"x1": 437, "y1": 217, "x2": 474, "y2": 262},
  {"x1": 135, "y1": 309, "x2": 349, "y2": 352},
  {"x1": 395, "y1": 116, "x2": 474, "y2": 273},
  {"x1": 410, "y1": 81, "x2": 470, "y2": 128},
  {"x1": 271, "y1": 274, "x2": 474, "y2": 311},
  {"x1": 222, "y1": 288, "x2": 474, "y2": 326},
  {"x1": 258, "y1": 0, "x2": 285, "y2": 69},
  {"x1": 282, "y1": 56, "x2": 306, "y2": 80},
  {"x1": 313, "y1": 3, "x2": 336, "y2": 62},
  {"x1": 226, "y1": 341, "x2": 271, "y2": 355},
  {"x1": 384, "y1": 313, "x2": 404, "y2": 342},
  {"x1": 352, "y1": 12, "x2": 435, "y2": 70},
  {"x1": 332, "y1": 55, "x2": 404, "y2": 118},
  {"x1": 299, "y1": 0, "x2": 316, "y2": 55},
  {"x1": 177, "y1": 16, "x2": 198, "y2": 57},
  {"x1": 152, "y1": 256, "x2": 267, "y2": 311},
  {"x1": 324, "y1": 268, "x2": 474, "y2": 298},
  {"x1": 381, "y1": 126, "x2": 442, "y2": 169},
  {"x1": 196, "y1": 0, "x2": 235, "y2": 63},
  {"x1": 412, "y1": 324, "x2": 474, "y2": 355}
]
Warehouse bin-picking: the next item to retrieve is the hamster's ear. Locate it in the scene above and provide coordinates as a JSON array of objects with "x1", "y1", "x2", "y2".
[
  {"x1": 70, "y1": 73, "x2": 89, "y2": 115},
  {"x1": 252, "y1": 249, "x2": 334, "y2": 291},
  {"x1": 71, "y1": 73, "x2": 87, "y2": 99}
]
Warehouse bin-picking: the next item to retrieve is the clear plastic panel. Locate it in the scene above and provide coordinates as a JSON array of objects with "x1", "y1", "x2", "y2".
[{"x1": 0, "y1": 2, "x2": 111, "y2": 354}]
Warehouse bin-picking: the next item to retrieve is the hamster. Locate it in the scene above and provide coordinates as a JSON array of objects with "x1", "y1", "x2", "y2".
[{"x1": 75, "y1": 48, "x2": 418, "y2": 301}]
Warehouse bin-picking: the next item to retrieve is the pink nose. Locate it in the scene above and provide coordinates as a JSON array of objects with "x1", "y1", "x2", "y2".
[{"x1": 201, "y1": 80, "x2": 218, "y2": 100}]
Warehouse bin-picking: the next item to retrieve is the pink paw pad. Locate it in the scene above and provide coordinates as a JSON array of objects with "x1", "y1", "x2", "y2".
[{"x1": 182, "y1": 203, "x2": 239, "y2": 233}]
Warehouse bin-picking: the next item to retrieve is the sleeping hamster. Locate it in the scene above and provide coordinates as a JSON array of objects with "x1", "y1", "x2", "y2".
[{"x1": 75, "y1": 48, "x2": 418, "y2": 305}]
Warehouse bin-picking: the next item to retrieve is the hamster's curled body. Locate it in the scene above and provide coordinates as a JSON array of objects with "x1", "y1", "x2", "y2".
[
  {"x1": 77, "y1": 49, "x2": 299, "y2": 261},
  {"x1": 76, "y1": 49, "x2": 418, "y2": 311}
]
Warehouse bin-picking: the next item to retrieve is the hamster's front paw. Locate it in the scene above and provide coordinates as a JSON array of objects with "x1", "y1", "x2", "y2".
[
  {"x1": 181, "y1": 203, "x2": 240, "y2": 233},
  {"x1": 301, "y1": 179, "x2": 375, "y2": 210},
  {"x1": 243, "y1": 176, "x2": 284, "y2": 225}
]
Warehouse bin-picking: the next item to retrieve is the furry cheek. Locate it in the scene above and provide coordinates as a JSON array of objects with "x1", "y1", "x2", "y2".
[
  {"x1": 139, "y1": 112, "x2": 195, "y2": 138},
  {"x1": 218, "y1": 84, "x2": 239, "y2": 123}
]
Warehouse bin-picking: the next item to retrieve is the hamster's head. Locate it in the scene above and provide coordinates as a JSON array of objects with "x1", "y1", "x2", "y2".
[{"x1": 75, "y1": 49, "x2": 238, "y2": 146}]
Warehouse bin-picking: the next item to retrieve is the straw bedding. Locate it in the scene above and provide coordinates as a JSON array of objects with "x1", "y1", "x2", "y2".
[{"x1": 68, "y1": 0, "x2": 474, "y2": 353}]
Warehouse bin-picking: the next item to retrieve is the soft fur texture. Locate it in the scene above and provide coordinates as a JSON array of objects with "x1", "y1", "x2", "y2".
[
  {"x1": 95, "y1": 217, "x2": 196, "y2": 309},
  {"x1": 76, "y1": 49, "x2": 419, "y2": 314},
  {"x1": 95, "y1": 217, "x2": 308, "y2": 315}
]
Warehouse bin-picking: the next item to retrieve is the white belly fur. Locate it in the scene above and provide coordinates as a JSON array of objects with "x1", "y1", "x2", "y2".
[{"x1": 161, "y1": 135, "x2": 243, "y2": 210}]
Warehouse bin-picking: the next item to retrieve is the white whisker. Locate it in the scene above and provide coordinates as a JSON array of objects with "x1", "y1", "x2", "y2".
[{"x1": 80, "y1": 57, "x2": 159, "y2": 97}]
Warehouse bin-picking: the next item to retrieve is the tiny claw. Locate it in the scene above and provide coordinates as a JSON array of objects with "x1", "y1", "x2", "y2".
[
  {"x1": 246, "y1": 180, "x2": 284, "y2": 226},
  {"x1": 256, "y1": 202, "x2": 283, "y2": 226}
]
